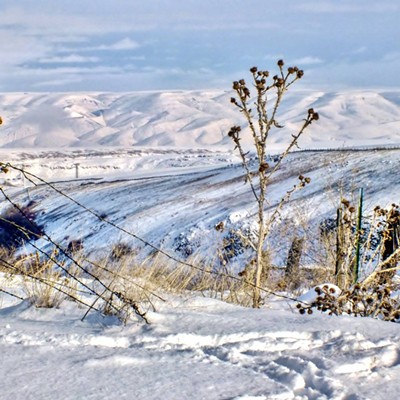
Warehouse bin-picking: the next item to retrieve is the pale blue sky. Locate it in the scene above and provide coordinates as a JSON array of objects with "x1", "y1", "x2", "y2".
[{"x1": 1, "y1": 0, "x2": 399, "y2": 92}]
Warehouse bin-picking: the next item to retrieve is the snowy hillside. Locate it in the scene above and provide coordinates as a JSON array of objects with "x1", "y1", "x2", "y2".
[
  {"x1": 1, "y1": 90, "x2": 400, "y2": 150},
  {"x1": 1, "y1": 147, "x2": 399, "y2": 271}
]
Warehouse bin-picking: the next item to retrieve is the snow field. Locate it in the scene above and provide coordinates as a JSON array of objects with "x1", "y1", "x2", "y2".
[{"x1": 1, "y1": 293, "x2": 400, "y2": 399}]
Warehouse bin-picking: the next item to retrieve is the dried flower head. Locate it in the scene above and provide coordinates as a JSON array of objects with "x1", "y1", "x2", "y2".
[
  {"x1": 341, "y1": 199, "x2": 350, "y2": 208},
  {"x1": 258, "y1": 162, "x2": 269, "y2": 173},
  {"x1": 276, "y1": 78, "x2": 285, "y2": 87},
  {"x1": 228, "y1": 125, "x2": 241, "y2": 139}
]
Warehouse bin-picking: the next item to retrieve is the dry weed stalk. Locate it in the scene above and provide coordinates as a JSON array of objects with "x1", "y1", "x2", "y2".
[{"x1": 229, "y1": 61, "x2": 318, "y2": 307}]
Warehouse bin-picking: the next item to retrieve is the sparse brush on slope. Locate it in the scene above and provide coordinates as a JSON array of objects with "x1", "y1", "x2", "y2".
[{"x1": 298, "y1": 201, "x2": 400, "y2": 322}]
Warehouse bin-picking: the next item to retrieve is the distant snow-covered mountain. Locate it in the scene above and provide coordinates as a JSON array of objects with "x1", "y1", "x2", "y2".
[{"x1": 1, "y1": 90, "x2": 399, "y2": 151}]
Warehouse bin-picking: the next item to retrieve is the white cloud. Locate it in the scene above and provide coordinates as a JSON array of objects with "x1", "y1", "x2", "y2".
[
  {"x1": 263, "y1": 54, "x2": 285, "y2": 61},
  {"x1": 296, "y1": 2, "x2": 399, "y2": 13},
  {"x1": 97, "y1": 38, "x2": 140, "y2": 51},
  {"x1": 128, "y1": 55, "x2": 146, "y2": 61},
  {"x1": 382, "y1": 52, "x2": 400, "y2": 62},
  {"x1": 32, "y1": 77, "x2": 83, "y2": 88},
  {"x1": 39, "y1": 54, "x2": 100, "y2": 64},
  {"x1": 60, "y1": 38, "x2": 141, "y2": 53},
  {"x1": 292, "y1": 57, "x2": 324, "y2": 66},
  {"x1": 342, "y1": 46, "x2": 369, "y2": 57},
  {"x1": 0, "y1": 30, "x2": 52, "y2": 67}
]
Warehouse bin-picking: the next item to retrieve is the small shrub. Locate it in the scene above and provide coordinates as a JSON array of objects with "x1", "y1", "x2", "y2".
[
  {"x1": 110, "y1": 243, "x2": 134, "y2": 261},
  {"x1": 67, "y1": 239, "x2": 84, "y2": 254},
  {"x1": 297, "y1": 282, "x2": 400, "y2": 322},
  {"x1": 0, "y1": 202, "x2": 43, "y2": 250}
]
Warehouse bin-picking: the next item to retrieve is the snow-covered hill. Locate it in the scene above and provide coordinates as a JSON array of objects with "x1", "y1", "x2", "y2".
[
  {"x1": 1, "y1": 90, "x2": 400, "y2": 150},
  {"x1": 1, "y1": 147, "x2": 399, "y2": 271}
]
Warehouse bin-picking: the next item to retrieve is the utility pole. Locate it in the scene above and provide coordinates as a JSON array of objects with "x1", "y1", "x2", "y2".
[{"x1": 74, "y1": 163, "x2": 80, "y2": 179}]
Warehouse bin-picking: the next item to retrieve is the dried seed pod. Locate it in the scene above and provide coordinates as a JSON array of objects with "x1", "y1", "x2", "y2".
[
  {"x1": 341, "y1": 199, "x2": 350, "y2": 208},
  {"x1": 258, "y1": 162, "x2": 269, "y2": 173},
  {"x1": 276, "y1": 78, "x2": 284, "y2": 87}
]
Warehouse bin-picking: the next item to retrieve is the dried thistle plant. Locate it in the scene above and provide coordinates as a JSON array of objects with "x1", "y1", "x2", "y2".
[
  {"x1": 297, "y1": 281, "x2": 400, "y2": 323},
  {"x1": 228, "y1": 61, "x2": 319, "y2": 307}
]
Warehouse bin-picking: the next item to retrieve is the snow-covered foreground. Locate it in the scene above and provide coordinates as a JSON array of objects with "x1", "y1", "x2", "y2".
[{"x1": 1, "y1": 290, "x2": 400, "y2": 400}]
